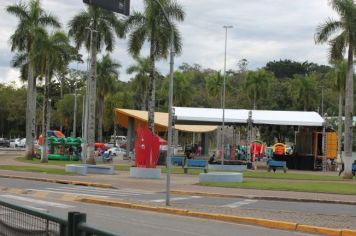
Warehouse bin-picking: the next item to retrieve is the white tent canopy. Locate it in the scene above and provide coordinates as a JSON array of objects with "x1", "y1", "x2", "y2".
[{"x1": 174, "y1": 107, "x2": 324, "y2": 127}]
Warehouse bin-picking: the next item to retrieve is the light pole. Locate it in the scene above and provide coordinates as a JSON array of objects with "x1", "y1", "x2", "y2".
[
  {"x1": 221, "y1": 25, "x2": 233, "y2": 166},
  {"x1": 150, "y1": 0, "x2": 174, "y2": 206}
]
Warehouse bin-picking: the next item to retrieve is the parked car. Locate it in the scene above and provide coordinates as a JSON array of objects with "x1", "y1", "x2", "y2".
[
  {"x1": 105, "y1": 147, "x2": 126, "y2": 156},
  {"x1": 0, "y1": 138, "x2": 10, "y2": 147},
  {"x1": 10, "y1": 138, "x2": 20, "y2": 148},
  {"x1": 18, "y1": 138, "x2": 26, "y2": 147}
]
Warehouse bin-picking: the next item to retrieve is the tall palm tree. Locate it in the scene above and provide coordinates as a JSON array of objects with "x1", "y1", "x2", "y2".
[
  {"x1": 315, "y1": 0, "x2": 356, "y2": 178},
  {"x1": 125, "y1": 0, "x2": 185, "y2": 132},
  {"x1": 127, "y1": 56, "x2": 151, "y2": 110},
  {"x1": 6, "y1": 0, "x2": 60, "y2": 159},
  {"x1": 327, "y1": 60, "x2": 347, "y2": 164},
  {"x1": 245, "y1": 69, "x2": 273, "y2": 109},
  {"x1": 68, "y1": 6, "x2": 124, "y2": 164},
  {"x1": 96, "y1": 54, "x2": 121, "y2": 142},
  {"x1": 32, "y1": 29, "x2": 74, "y2": 162}
]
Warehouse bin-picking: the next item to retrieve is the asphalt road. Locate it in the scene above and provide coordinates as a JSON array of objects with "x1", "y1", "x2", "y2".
[
  {"x1": 1, "y1": 178, "x2": 356, "y2": 217},
  {"x1": 0, "y1": 192, "x2": 313, "y2": 236}
]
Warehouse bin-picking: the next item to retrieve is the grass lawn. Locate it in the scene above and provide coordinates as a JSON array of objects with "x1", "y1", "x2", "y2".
[
  {"x1": 0, "y1": 165, "x2": 72, "y2": 175},
  {"x1": 16, "y1": 156, "x2": 104, "y2": 165},
  {"x1": 200, "y1": 180, "x2": 356, "y2": 195},
  {"x1": 115, "y1": 164, "x2": 352, "y2": 181}
]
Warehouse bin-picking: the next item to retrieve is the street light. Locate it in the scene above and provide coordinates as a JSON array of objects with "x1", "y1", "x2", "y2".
[
  {"x1": 149, "y1": 0, "x2": 174, "y2": 206},
  {"x1": 221, "y1": 25, "x2": 233, "y2": 166}
]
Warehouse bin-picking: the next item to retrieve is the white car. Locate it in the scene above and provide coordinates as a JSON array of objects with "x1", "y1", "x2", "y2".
[{"x1": 106, "y1": 147, "x2": 126, "y2": 156}]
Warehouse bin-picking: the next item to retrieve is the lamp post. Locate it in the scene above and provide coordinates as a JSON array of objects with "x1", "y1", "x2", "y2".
[
  {"x1": 221, "y1": 25, "x2": 233, "y2": 166},
  {"x1": 150, "y1": 0, "x2": 174, "y2": 206}
]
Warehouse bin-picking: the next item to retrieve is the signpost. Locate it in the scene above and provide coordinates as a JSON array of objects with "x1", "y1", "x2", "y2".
[{"x1": 83, "y1": 0, "x2": 130, "y2": 16}]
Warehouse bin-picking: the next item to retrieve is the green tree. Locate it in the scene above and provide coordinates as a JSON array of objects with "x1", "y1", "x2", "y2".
[
  {"x1": 32, "y1": 30, "x2": 74, "y2": 162},
  {"x1": 290, "y1": 74, "x2": 317, "y2": 111},
  {"x1": 6, "y1": 0, "x2": 60, "y2": 159},
  {"x1": 206, "y1": 71, "x2": 223, "y2": 108},
  {"x1": 68, "y1": 6, "x2": 124, "y2": 164},
  {"x1": 96, "y1": 54, "x2": 121, "y2": 142},
  {"x1": 245, "y1": 69, "x2": 274, "y2": 109},
  {"x1": 315, "y1": 0, "x2": 356, "y2": 178},
  {"x1": 125, "y1": 0, "x2": 185, "y2": 132}
]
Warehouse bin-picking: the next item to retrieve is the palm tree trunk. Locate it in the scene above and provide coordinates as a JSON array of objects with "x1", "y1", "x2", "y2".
[
  {"x1": 60, "y1": 77, "x2": 63, "y2": 132},
  {"x1": 41, "y1": 65, "x2": 50, "y2": 163},
  {"x1": 337, "y1": 91, "x2": 343, "y2": 161},
  {"x1": 148, "y1": 29, "x2": 156, "y2": 133},
  {"x1": 25, "y1": 62, "x2": 35, "y2": 160},
  {"x1": 86, "y1": 31, "x2": 98, "y2": 164},
  {"x1": 97, "y1": 94, "x2": 104, "y2": 142},
  {"x1": 343, "y1": 42, "x2": 354, "y2": 179}
]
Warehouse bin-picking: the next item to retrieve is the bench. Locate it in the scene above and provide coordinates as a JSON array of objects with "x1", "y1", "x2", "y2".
[
  {"x1": 267, "y1": 160, "x2": 287, "y2": 173},
  {"x1": 352, "y1": 164, "x2": 356, "y2": 176},
  {"x1": 184, "y1": 159, "x2": 208, "y2": 174},
  {"x1": 171, "y1": 156, "x2": 184, "y2": 166}
]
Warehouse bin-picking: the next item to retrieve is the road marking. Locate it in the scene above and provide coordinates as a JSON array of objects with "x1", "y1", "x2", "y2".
[
  {"x1": 27, "y1": 189, "x2": 110, "y2": 198},
  {"x1": 149, "y1": 196, "x2": 202, "y2": 203},
  {"x1": 29, "y1": 186, "x2": 153, "y2": 197},
  {"x1": 0, "y1": 194, "x2": 74, "y2": 208},
  {"x1": 223, "y1": 199, "x2": 258, "y2": 208}
]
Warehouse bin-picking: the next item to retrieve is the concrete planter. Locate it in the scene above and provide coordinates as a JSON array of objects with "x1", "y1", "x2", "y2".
[
  {"x1": 208, "y1": 164, "x2": 247, "y2": 172},
  {"x1": 129, "y1": 167, "x2": 161, "y2": 179},
  {"x1": 199, "y1": 172, "x2": 243, "y2": 183},
  {"x1": 65, "y1": 164, "x2": 114, "y2": 175}
]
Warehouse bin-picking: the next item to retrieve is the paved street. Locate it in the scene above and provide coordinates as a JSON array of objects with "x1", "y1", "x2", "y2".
[
  {"x1": 0, "y1": 192, "x2": 313, "y2": 236},
  {"x1": 1, "y1": 177, "x2": 356, "y2": 230}
]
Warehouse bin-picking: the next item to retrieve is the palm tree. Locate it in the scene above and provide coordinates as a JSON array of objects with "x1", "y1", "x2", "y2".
[
  {"x1": 245, "y1": 69, "x2": 273, "y2": 109},
  {"x1": 127, "y1": 56, "x2": 151, "y2": 110},
  {"x1": 125, "y1": 0, "x2": 185, "y2": 132},
  {"x1": 328, "y1": 60, "x2": 347, "y2": 164},
  {"x1": 315, "y1": 0, "x2": 356, "y2": 178},
  {"x1": 32, "y1": 29, "x2": 74, "y2": 162},
  {"x1": 68, "y1": 6, "x2": 124, "y2": 164},
  {"x1": 206, "y1": 71, "x2": 223, "y2": 108},
  {"x1": 6, "y1": 0, "x2": 60, "y2": 159},
  {"x1": 96, "y1": 54, "x2": 121, "y2": 142},
  {"x1": 291, "y1": 74, "x2": 317, "y2": 111}
]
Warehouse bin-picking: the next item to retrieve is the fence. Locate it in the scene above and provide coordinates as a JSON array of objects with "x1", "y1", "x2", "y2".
[{"x1": 0, "y1": 199, "x2": 120, "y2": 236}]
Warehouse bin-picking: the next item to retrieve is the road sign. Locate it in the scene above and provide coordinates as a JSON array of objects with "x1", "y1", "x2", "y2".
[{"x1": 83, "y1": 0, "x2": 130, "y2": 16}]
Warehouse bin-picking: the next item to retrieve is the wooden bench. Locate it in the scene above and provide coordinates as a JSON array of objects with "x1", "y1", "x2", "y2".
[
  {"x1": 267, "y1": 160, "x2": 287, "y2": 173},
  {"x1": 184, "y1": 159, "x2": 208, "y2": 174},
  {"x1": 171, "y1": 156, "x2": 184, "y2": 166}
]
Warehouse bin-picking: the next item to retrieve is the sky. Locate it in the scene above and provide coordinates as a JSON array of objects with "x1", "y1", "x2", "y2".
[{"x1": 0, "y1": 0, "x2": 338, "y2": 86}]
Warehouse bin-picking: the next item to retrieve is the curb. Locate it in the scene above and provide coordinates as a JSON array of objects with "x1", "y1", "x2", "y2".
[
  {"x1": 0, "y1": 174, "x2": 113, "y2": 189},
  {"x1": 171, "y1": 190, "x2": 356, "y2": 205},
  {"x1": 78, "y1": 197, "x2": 356, "y2": 236}
]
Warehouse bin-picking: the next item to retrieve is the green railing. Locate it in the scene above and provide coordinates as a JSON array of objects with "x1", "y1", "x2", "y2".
[{"x1": 0, "y1": 199, "x2": 120, "y2": 236}]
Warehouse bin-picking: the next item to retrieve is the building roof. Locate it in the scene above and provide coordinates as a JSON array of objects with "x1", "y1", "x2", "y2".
[
  {"x1": 174, "y1": 107, "x2": 324, "y2": 127},
  {"x1": 114, "y1": 108, "x2": 217, "y2": 133}
]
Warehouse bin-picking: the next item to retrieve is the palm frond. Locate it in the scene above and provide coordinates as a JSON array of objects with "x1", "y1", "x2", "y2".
[
  {"x1": 329, "y1": 31, "x2": 347, "y2": 61},
  {"x1": 315, "y1": 18, "x2": 342, "y2": 44}
]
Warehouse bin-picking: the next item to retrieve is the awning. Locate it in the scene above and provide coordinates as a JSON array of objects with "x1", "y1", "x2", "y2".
[
  {"x1": 114, "y1": 108, "x2": 217, "y2": 133},
  {"x1": 174, "y1": 107, "x2": 324, "y2": 127}
]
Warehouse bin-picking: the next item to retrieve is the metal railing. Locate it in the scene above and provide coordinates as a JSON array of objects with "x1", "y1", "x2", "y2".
[{"x1": 0, "y1": 199, "x2": 120, "y2": 236}]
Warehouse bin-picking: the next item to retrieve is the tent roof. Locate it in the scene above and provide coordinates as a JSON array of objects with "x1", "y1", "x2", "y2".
[
  {"x1": 174, "y1": 107, "x2": 324, "y2": 127},
  {"x1": 114, "y1": 108, "x2": 217, "y2": 133}
]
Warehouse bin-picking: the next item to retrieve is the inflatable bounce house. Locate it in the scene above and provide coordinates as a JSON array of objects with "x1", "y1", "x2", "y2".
[{"x1": 36, "y1": 130, "x2": 82, "y2": 161}]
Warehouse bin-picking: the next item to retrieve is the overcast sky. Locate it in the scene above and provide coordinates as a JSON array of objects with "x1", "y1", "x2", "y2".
[{"x1": 0, "y1": 0, "x2": 338, "y2": 85}]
